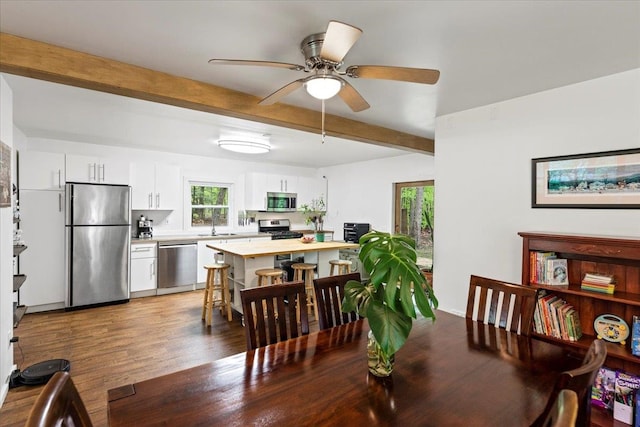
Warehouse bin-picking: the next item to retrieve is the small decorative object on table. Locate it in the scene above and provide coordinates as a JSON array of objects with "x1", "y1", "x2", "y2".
[
  {"x1": 300, "y1": 236, "x2": 315, "y2": 244},
  {"x1": 342, "y1": 230, "x2": 438, "y2": 377}
]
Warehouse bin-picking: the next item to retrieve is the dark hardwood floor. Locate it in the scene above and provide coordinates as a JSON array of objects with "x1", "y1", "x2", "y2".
[{"x1": 1, "y1": 290, "x2": 318, "y2": 426}]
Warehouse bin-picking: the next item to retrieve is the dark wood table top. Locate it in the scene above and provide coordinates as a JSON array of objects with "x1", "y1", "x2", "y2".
[{"x1": 107, "y1": 311, "x2": 578, "y2": 426}]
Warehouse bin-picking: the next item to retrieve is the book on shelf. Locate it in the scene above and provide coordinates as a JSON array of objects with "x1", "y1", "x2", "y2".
[
  {"x1": 533, "y1": 290, "x2": 582, "y2": 341},
  {"x1": 547, "y1": 258, "x2": 569, "y2": 285},
  {"x1": 581, "y1": 272, "x2": 616, "y2": 294},
  {"x1": 632, "y1": 315, "x2": 640, "y2": 357},
  {"x1": 613, "y1": 371, "x2": 640, "y2": 425},
  {"x1": 592, "y1": 366, "x2": 617, "y2": 410}
]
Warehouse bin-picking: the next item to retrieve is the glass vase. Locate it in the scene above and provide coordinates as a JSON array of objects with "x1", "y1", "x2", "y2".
[{"x1": 367, "y1": 330, "x2": 395, "y2": 377}]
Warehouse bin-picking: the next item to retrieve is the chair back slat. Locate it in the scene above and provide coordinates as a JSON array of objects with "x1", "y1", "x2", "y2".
[
  {"x1": 241, "y1": 281, "x2": 309, "y2": 350},
  {"x1": 313, "y1": 273, "x2": 361, "y2": 330},
  {"x1": 466, "y1": 275, "x2": 537, "y2": 335}
]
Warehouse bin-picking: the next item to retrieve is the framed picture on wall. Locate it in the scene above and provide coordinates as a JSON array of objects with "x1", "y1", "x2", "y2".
[
  {"x1": 531, "y1": 148, "x2": 640, "y2": 209},
  {"x1": 0, "y1": 141, "x2": 11, "y2": 208}
]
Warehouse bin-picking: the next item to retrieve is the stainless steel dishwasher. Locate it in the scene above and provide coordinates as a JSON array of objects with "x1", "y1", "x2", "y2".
[{"x1": 157, "y1": 241, "x2": 197, "y2": 288}]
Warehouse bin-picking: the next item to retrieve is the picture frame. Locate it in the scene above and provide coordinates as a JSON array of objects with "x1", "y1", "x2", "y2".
[
  {"x1": 531, "y1": 148, "x2": 640, "y2": 209},
  {"x1": 0, "y1": 141, "x2": 11, "y2": 208}
]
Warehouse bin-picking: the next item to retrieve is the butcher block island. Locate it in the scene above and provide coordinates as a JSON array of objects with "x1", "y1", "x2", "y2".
[{"x1": 207, "y1": 240, "x2": 359, "y2": 314}]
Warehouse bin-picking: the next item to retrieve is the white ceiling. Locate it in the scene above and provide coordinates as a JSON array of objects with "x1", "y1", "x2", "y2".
[{"x1": 1, "y1": 1, "x2": 639, "y2": 167}]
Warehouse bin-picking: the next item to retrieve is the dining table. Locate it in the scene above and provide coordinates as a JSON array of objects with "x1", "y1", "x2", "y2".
[{"x1": 107, "y1": 311, "x2": 580, "y2": 426}]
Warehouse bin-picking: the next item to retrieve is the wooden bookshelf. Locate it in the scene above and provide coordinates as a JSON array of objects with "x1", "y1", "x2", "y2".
[{"x1": 519, "y1": 232, "x2": 639, "y2": 374}]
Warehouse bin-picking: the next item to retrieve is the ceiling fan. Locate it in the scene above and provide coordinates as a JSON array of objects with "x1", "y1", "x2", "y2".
[{"x1": 208, "y1": 20, "x2": 440, "y2": 113}]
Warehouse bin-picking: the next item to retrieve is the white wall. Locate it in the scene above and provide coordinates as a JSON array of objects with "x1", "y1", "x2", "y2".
[
  {"x1": 434, "y1": 69, "x2": 640, "y2": 316},
  {"x1": 321, "y1": 153, "x2": 435, "y2": 236},
  {"x1": 0, "y1": 75, "x2": 15, "y2": 405}
]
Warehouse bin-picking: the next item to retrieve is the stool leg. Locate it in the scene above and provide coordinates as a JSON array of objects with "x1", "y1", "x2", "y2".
[
  {"x1": 202, "y1": 270, "x2": 209, "y2": 321},
  {"x1": 205, "y1": 269, "x2": 214, "y2": 326}
]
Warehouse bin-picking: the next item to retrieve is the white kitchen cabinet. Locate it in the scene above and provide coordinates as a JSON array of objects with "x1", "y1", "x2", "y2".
[
  {"x1": 130, "y1": 162, "x2": 181, "y2": 210},
  {"x1": 66, "y1": 154, "x2": 130, "y2": 185},
  {"x1": 18, "y1": 190, "x2": 66, "y2": 310},
  {"x1": 19, "y1": 151, "x2": 65, "y2": 190},
  {"x1": 197, "y1": 239, "x2": 225, "y2": 284},
  {"x1": 296, "y1": 176, "x2": 325, "y2": 207},
  {"x1": 268, "y1": 174, "x2": 298, "y2": 193},
  {"x1": 130, "y1": 243, "x2": 157, "y2": 293}
]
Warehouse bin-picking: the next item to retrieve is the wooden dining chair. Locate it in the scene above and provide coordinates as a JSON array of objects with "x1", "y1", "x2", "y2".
[
  {"x1": 531, "y1": 339, "x2": 607, "y2": 427},
  {"x1": 538, "y1": 389, "x2": 579, "y2": 427},
  {"x1": 466, "y1": 275, "x2": 538, "y2": 335},
  {"x1": 313, "y1": 272, "x2": 361, "y2": 330},
  {"x1": 240, "y1": 281, "x2": 309, "y2": 350},
  {"x1": 25, "y1": 371, "x2": 93, "y2": 427}
]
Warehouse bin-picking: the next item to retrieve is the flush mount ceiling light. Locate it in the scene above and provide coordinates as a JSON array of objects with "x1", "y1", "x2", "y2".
[
  {"x1": 304, "y1": 75, "x2": 343, "y2": 100},
  {"x1": 217, "y1": 139, "x2": 271, "y2": 154}
]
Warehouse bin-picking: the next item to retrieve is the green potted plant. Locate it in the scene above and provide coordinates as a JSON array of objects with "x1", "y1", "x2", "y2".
[
  {"x1": 342, "y1": 230, "x2": 438, "y2": 376},
  {"x1": 299, "y1": 196, "x2": 326, "y2": 241}
]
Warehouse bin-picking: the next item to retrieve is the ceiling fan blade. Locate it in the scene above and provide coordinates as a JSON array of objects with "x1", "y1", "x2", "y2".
[
  {"x1": 338, "y1": 80, "x2": 370, "y2": 112},
  {"x1": 258, "y1": 79, "x2": 305, "y2": 105},
  {"x1": 208, "y1": 59, "x2": 305, "y2": 71},
  {"x1": 320, "y1": 21, "x2": 363, "y2": 63},
  {"x1": 347, "y1": 65, "x2": 440, "y2": 84}
]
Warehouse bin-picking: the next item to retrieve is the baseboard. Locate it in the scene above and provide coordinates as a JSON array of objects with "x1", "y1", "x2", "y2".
[{"x1": 0, "y1": 364, "x2": 17, "y2": 408}]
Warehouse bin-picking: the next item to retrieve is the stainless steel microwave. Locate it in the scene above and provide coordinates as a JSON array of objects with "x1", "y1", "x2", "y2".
[{"x1": 266, "y1": 192, "x2": 297, "y2": 212}]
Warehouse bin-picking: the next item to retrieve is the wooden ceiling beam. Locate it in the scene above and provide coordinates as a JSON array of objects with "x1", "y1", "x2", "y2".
[{"x1": 0, "y1": 32, "x2": 434, "y2": 153}]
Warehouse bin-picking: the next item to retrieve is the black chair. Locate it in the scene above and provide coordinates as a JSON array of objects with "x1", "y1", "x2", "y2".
[
  {"x1": 531, "y1": 339, "x2": 607, "y2": 427},
  {"x1": 25, "y1": 371, "x2": 93, "y2": 427},
  {"x1": 313, "y1": 272, "x2": 361, "y2": 330},
  {"x1": 466, "y1": 275, "x2": 538, "y2": 335},
  {"x1": 240, "y1": 281, "x2": 309, "y2": 350}
]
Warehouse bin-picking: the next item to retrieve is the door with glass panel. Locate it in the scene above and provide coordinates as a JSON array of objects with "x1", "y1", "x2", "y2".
[{"x1": 394, "y1": 180, "x2": 434, "y2": 271}]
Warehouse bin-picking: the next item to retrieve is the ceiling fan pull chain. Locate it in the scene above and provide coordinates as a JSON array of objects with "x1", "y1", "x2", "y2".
[{"x1": 321, "y1": 99, "x2": 326, "y2": 143}]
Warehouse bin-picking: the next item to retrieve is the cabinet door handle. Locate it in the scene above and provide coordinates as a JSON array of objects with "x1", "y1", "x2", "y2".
[
  {"x1": 156, "y1": 194, "x2": 160, "y2": 208},
  {"x1": 151, "y1": 260, "x2": 156, "y2": 278},
  {"x1": 89, "y1": 163, "x2": 95, "y2": 181},
  {"x1": 58, "y1": 193, "x2": 63, "y2": 212},
  {"x1": 148, "y1": 193, "x2": 153, "y2": 209},
  {"x1": 133, "y1": 247, "x2": 152, "y2": 253},
  {"x1": 57, "y1": 170, "x2": 62, "y2": 188},
  {"x1": 100, "y1": 164, "x2": 105, "y2": 182}
]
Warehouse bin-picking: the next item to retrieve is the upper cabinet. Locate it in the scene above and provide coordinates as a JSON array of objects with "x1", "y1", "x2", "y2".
[
  {"x1": 66, "y1": 154, "x2": 130, "y2": 185},
  {"x1": 297, "y1": 176, "x2": 326, "y2": 207},
  {"x1": 268, "y1": 175, "x2": 298, "y2": 193},
  {"x1": 19, "y1": 151, "x2": 65, "y2": 190},
  {"x1": 130, "y1": 162, "x2": 181, "y2": 210}
]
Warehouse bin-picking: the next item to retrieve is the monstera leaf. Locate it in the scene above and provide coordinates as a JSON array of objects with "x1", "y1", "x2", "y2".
[{"x1": 342, "y1": 230, "x2": 438, "y2": 357}]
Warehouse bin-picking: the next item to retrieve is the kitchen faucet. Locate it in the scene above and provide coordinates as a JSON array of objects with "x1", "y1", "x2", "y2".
[{"x1": 211, "y1": 212, "x2": 217, "y2": 236}]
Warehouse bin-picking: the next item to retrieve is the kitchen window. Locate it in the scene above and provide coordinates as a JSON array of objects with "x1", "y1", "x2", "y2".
[{"x1": 189, "y1": 182, "x2": 230, "y2": 229}]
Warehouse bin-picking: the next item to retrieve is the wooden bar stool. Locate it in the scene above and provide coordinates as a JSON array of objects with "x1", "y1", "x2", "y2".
[
  {"x1": 255, "y1": 268, "x2": 284, "y2": 287},
  {"x1": 292, "y1": 263, "x2": 316, "y2": 317},
  {"x1": 202, "y1": 263, "x2": 232, "y2": 325},
  {"x1": 329, "y1": 259, "x2": 352, "y2": 276}
]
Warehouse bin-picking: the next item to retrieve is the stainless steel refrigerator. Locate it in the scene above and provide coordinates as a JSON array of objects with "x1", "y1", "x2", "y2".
[{"x1": 65, "y1": 183, "x2": 131, "y2": 308}]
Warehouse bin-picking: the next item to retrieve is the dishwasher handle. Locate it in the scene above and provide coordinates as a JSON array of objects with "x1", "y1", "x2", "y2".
[{"x1": 158, "y1": 243, "x2": 197, "y2": 249}]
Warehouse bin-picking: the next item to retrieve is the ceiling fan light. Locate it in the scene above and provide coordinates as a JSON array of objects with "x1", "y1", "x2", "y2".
[
  {"x1": 305, "y1": 76, "x2": 342, "y2": 100},
  {"x1": 217, "y1": 139, "x2": 271, "y2": 154}
]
